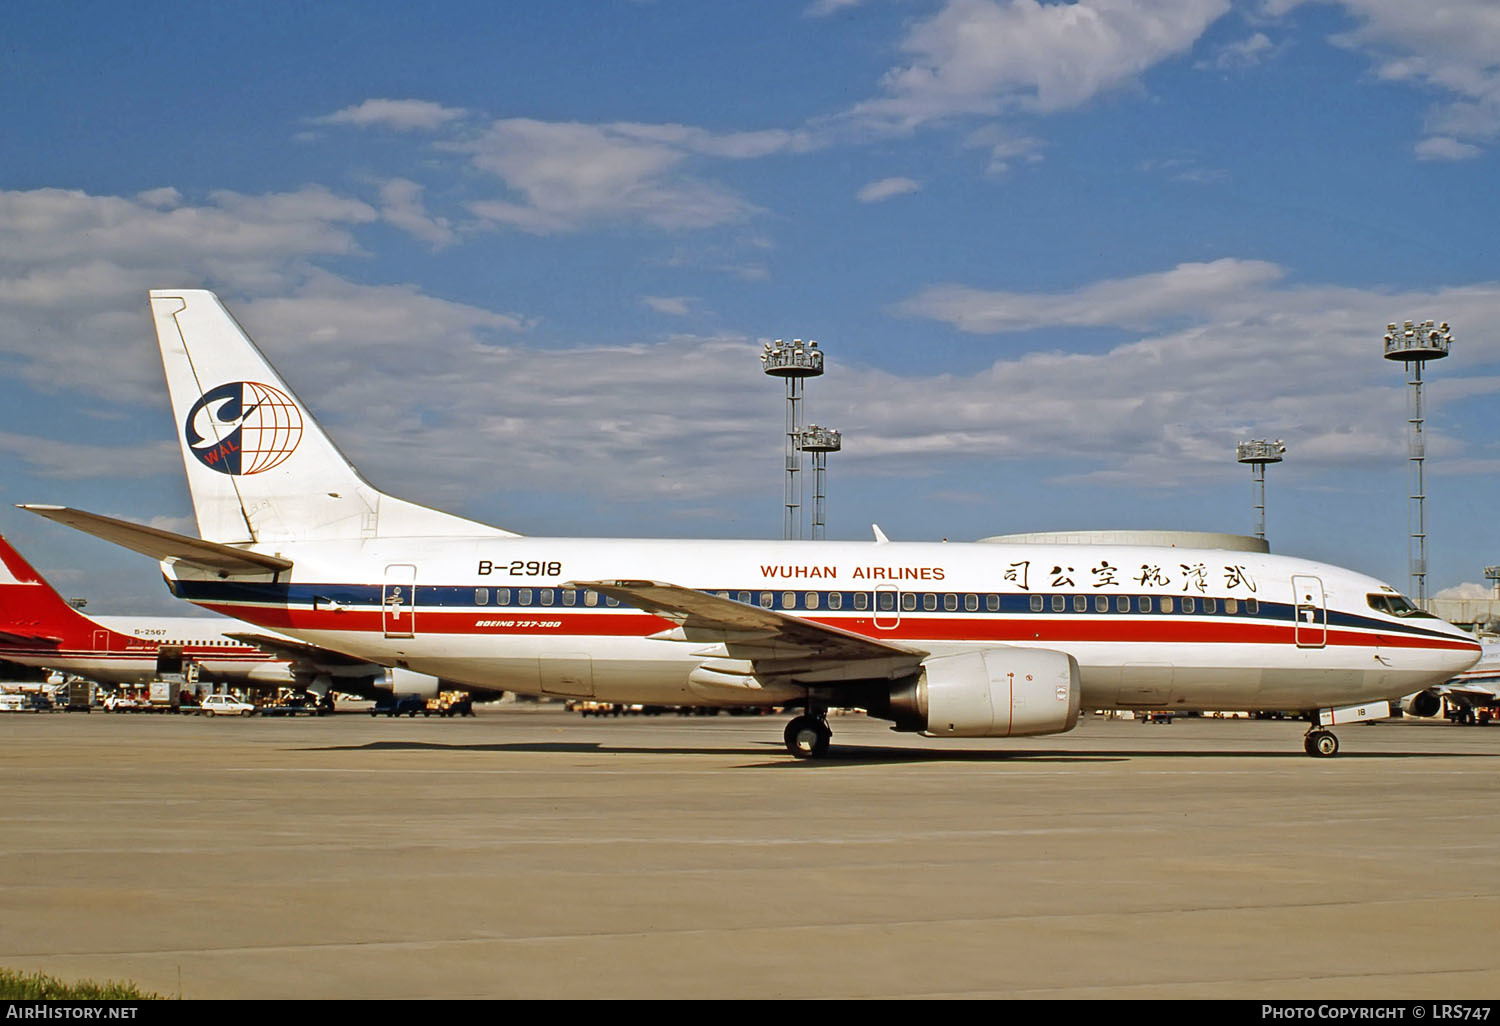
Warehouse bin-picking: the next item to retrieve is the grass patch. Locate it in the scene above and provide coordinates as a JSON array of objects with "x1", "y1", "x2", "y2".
[{"x1": 0, "y1": 967, "x2": 165, "y2": 999}]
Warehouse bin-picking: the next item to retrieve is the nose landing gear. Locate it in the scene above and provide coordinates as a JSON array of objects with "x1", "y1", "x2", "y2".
[{"x1": 1304, "y1": 729, "x2": 1339, "y2": 758}]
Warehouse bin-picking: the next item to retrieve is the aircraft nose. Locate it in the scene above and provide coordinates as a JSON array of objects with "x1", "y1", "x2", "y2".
[{"x1": 1436, "y1": 625, "x2": 1484, "y2": 674}]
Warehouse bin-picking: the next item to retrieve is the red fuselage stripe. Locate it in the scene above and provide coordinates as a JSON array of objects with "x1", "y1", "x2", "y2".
[{"x1": 195, "y1": 604, "x2": 1479, "y2": 653}]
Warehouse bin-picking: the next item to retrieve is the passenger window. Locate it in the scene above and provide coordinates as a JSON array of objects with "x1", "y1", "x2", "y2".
[
  {"x1": 855, "y1": 593, "x2": 870, "y2": 611},
  {"x1": 585, "y1": 591, "x2": 598, "y2": 607},
  {"x1": 1116, "y1": 596, "x2": 1128, "y2": 612},
  {"x1": 987, "y1": 595, "x2": 999, "y2": 612},
  {"x1": 1203, "y1": 598, "x2": 1216, "y2": 613},
  {"x1": 782, "y1": 591, "x2": 796, "y2": 609},
  {"x1": 760, "y1": 592, "x2": 774, "y2": 608},
  {"x1": 562, "y1": 589, "x2": 577, "y2": 606},
  {"x1": 1247, "y1": 598, "x2": 1258, "y2": 614},
  {"x1": 738, "y1": 592, "x2": 751, "y2": 604},
  {"x1": 475, "y1": 588, "x2": 489, "y2": 606},
  {"x1": 606, "y1": 596, "x2": 619, "y2": 607},
  {"x1": 540, "y1": 590, "x2": 554, "y2": 606},
  {"x1": 1051, "y1": 595, "x2": 1065, "y2": 612},
  {"x1": 805, "y1": 592, "x2": 819, "y2": 610},
  {"x1": 1095, "y1": 596, "x2": 1108, "y2": 613},
  {"x1": 965, "y1": 594, "x2": 978, "y2": 612},
  {"x1": 944, "y1": 594, "x2": 958, "y2": 612},
  {"x1": 1225, "y1": 598, "x2": 1237, "y2": 614},
  {"x1": 1181, "y1": 597, "x2": 1195, "y2": 613},
  {"x1": 828, "y1": 592, "x2": 843, "y2": 610},
  {"x1": 1139, "y1": 596, "x2": 1153, "y2": 613},
  {"x1": 876, "y1": 592, "x2": 894, "y2": 611},
  {"x1": 923, "y1": 593, "x2": 937, "y2": 611},
  {"x1": 1160, "y1": 596, "x2": 1174, "y2": 613},
  {"x1": 1073, "y1": 595, "x2": 1087, "y2": 613},
  {"x1": 1030, "y1": 595, "x2": 1043, "y2": 612},
  {"x1": 902, "y1": 593, "x2": 917, "y2": 611},
  {"x1": 497, "y1": 587, "x2": 511, "y2": 605},
  {"x1": 519, "y1": 588, "x2": 532, "y2": 606}
]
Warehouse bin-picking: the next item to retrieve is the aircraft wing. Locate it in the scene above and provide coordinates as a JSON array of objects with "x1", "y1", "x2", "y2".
[
  {"x1": 570, "y1": 578, "x2": 927, "y2": 675},
  {"x1": 1434, "y1": 682, "x2": 1500, "y2": 707},
  {"x1": 18, "y1": 506, "x2": 292, "y2": 577},
  {"x1": 224, "y1": 632, "x2": 379, "y2": 669}
]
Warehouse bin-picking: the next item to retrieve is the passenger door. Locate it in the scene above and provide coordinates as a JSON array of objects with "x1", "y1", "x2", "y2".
[
  {"x1": 1292, "y1": 575, "x2": 1326, "y2": 648},
  {"x1": 383, "y1": 564, "x2": 417, "y2": 639}
]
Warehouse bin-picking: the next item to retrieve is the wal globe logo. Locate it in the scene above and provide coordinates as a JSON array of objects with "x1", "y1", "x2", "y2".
[{"x1": 184, "y1": 381, "x2": 304, "y2": 476}]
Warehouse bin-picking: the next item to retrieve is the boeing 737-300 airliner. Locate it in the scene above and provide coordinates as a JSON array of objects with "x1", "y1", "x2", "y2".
[{"x1": 21, "y1": 290, "x2": 1482, "y2": 757}]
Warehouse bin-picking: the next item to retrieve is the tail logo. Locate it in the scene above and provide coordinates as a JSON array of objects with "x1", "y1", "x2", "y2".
[{"x1": 184, "y1": 382, "x2": 304, "y2": 475}]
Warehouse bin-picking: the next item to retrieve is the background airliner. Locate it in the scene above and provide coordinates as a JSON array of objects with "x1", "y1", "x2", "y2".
[
  {"x1": 1404, "y1": 639, "x2": 1500, "y2": 723},
  {"x1": 0, "y1": 527, "x2": 441, "y2": 702},
  {"x1": 22, "y1": 290, "x2": 1482, "y2": 757}
]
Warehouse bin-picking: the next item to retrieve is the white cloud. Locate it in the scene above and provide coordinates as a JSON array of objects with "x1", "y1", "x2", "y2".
[
  {"x1": 856, "y1": 177, "x2": 922, "y2": 203},
  {"x1": 1279, "y1": 1, "x2": 1500, "y2": 153},
  {"x1": 317, "y1": 98, "x2": 468, "y2": 132},
  {"x1": 456, "y1": 118, "x2": 784, "y2": 234},
  {"x1": 378, "y1": 178, "x2": 457, "y2": 248},
  {"x1": 0, "y1": 430, "x2": 180, "y2": 481},
  {"x1": 1200, "y1": 31, "x2": 1274, "y2": 70},
  {"x1": 0, "y1": 186, "x2": 379, "y2": 401},
  {"x1": 806, "y1": 0, "x2": 868, "y2": 15},
  {"x1": 850, "y1": 0, "x2": 1231, "y2": 129},
  {"x1": 1435, "y1": 581, "x2": 1496, "y2": 600},
  {"x1": 1414, "y1": 135, "x2": 1482, "y2": 161},
  {"x1": 641, "y1": 296, "x2": 693, "y2": 316},
  {"x1": 897, "y1": 259, "x2": 1286, "y2": 332},
  {"x1": 962, "y1": 126, "x2": 1046, "y2": 174}
]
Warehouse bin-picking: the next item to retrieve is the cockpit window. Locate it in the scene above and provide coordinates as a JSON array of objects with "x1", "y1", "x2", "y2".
[{"x1": 1367, "y1": 593, "x2": 1438, "y2": 619}]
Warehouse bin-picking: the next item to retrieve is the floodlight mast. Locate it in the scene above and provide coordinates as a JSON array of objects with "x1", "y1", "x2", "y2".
[
  {"x1": 799, "y1": 425, "x2": 842, "y2": 541},
  {"x1": 1485, "y1": 566, "x2": 1500, "y2": 599},
  {"x1": 1383, "y1": 319, "x2": 1453, "y2": 607},
  {"x1": 1236, "y1": 439, "x2": 1286, "y2": 542},
  {"x1": 761, "y1": 339, "x2": 824, "y2": 540}
]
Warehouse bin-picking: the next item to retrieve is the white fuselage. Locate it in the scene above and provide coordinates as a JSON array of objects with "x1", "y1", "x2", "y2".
[{"x1": 164, "y1": 537, "x2": 1481, "y2": 711}]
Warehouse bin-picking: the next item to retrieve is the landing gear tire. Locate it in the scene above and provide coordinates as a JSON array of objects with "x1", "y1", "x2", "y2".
[
  {"x1": 1304, "y1": 730, "x2": 1339, "y2": 758},
  {"x1": 784, "y1": 715, "x2": 832, "y2": 759}
]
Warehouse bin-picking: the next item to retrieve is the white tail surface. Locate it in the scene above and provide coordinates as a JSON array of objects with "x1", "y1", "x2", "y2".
[{"x1": 149, "y1": 290, "x2": 517, "y2": 544}]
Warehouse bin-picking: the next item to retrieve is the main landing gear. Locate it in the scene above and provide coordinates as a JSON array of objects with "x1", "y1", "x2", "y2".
[
  {"x1": 784, "y1": 710, "x2": 832, "y2": 759},
  {"x1": 1303, "y1": 728, "x2": 1339, "y2": 758}
]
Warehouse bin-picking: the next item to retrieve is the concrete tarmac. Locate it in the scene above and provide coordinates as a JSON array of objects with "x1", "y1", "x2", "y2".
[{"x1": 2, "y1": 706, "x2": 1499, "y2": 1000}]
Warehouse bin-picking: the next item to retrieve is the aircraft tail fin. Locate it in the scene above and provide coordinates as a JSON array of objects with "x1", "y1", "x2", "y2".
[
  {"x1": 148, "y1": 290, "x2": 518, "y2": 544},
  {"x1": 0, "y1": 532, "x2": 89, "y2": 647}
]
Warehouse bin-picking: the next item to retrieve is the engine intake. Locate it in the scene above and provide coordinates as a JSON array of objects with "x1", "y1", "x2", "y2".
[
  {"x1": 1402, "y1": 690, "x2": 1442, "y2": 718},
  {"x1": 877, "y1": 648, "x2": 1080, "y2": 737}
]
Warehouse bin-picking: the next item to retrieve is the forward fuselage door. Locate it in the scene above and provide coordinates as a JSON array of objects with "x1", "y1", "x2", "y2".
[
  {"x1": 383, "y1": 564, "x2": 417, "y2": 639},
  {"x1": 874, "y1": 585, "x2": 901, "y2": 630},
  {"x1": 1292, "y1": 574, "x2": 1326, "y2": 648}
]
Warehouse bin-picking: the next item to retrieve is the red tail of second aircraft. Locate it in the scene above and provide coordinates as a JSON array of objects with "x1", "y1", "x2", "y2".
[{"x1": 0, "y1": 532, "x2": 93, "y2": 648}]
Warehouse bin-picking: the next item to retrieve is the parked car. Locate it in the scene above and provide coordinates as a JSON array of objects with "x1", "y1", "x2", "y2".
[{"x1": 201, "y1": 694, "x2": 256, "y2": 717}]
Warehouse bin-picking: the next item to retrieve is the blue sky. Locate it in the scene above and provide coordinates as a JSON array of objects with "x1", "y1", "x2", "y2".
[{"x1": 2, "y1": 0, "x2": 1499, "y2": 613}]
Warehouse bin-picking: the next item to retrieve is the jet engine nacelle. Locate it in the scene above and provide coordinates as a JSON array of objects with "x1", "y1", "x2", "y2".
[
  {"x1": 882, "y1": 648, "x2": 1081, "y2": 738},
  {"x1": 1401, "y1": 690, "x2": 1443, "y2": 718},
  {"x1": 385, "y1": 667, "x2": 442, "y2": 699}
]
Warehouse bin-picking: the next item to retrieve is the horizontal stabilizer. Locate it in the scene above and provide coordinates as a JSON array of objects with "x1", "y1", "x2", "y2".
[
  {"x1": 0, "y1": 628, "x2": 63, "y2": 647},
  {"x1": 18, "y1": 505, "x2": 292, "y2": 577},
  {"x1": 225, "y1": 632, "x2": 374, "y2": 668}
]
